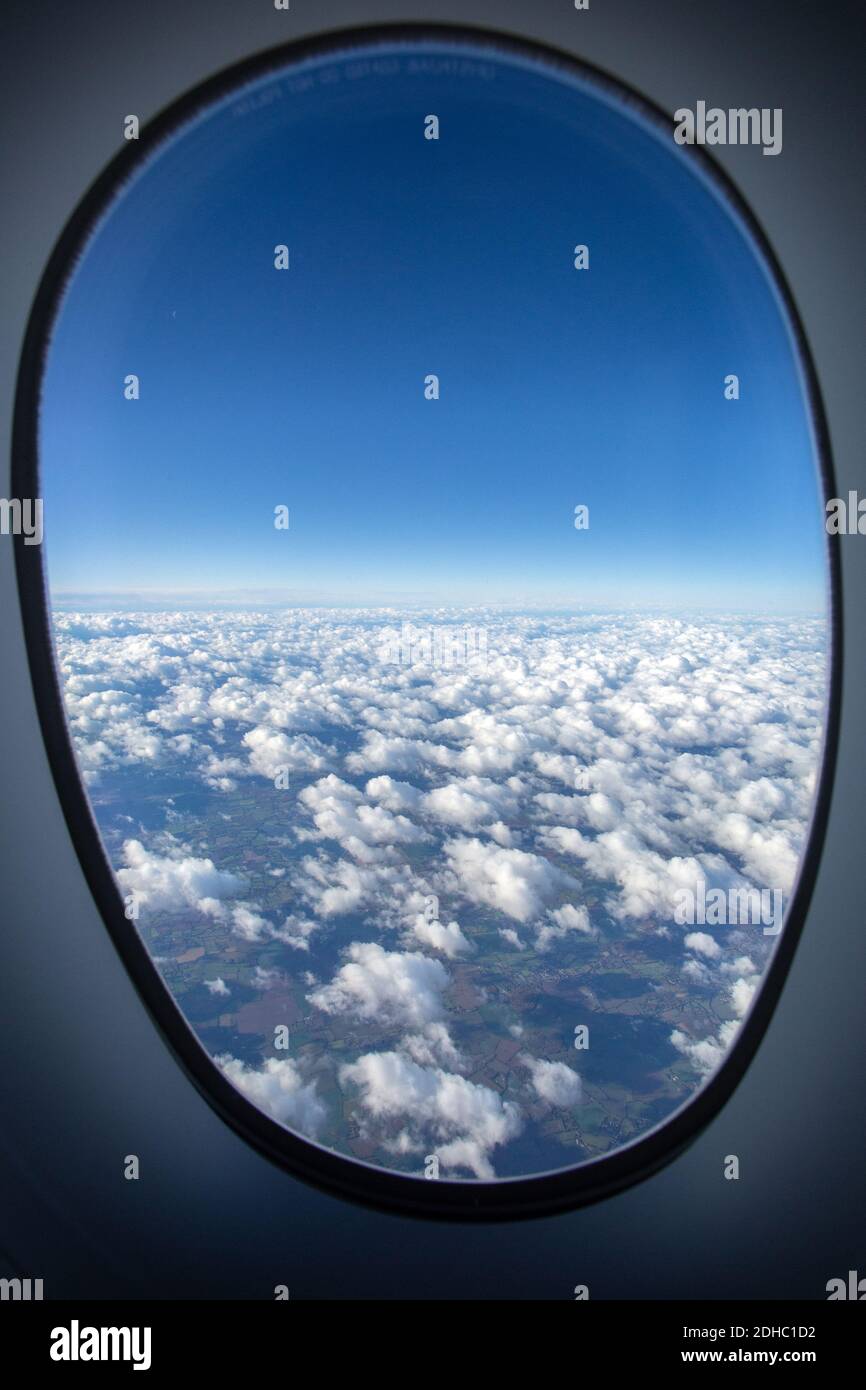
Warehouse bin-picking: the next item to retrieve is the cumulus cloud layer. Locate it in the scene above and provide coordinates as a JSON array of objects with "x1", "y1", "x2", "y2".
[{"x1": 55, "y1": 607, "x2": 826, "y2": 1174}]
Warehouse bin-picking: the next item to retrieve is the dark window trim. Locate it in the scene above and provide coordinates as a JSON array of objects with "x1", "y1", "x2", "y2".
[{"x1": 12, "y1": 22, "x2": 842, "y2": 1221}]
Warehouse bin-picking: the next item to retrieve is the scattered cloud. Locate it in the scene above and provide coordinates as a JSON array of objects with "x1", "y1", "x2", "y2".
[
  {"x1": 443, "y1": 836, "x2": 574, "y2": 923},
  {"x1": 218, "y1": 1054, "x2": 327, "y2": 1136},
  {"x1": 308, "y1": 942, "x2": 450, "y2": 1028},
  {"x1": 522, "y1": 1055, "x2": 582, "y2": 1107},
  {"x1": 116, "y1": 838, "x2": 245, "y2": 917},
  {"x1": 339, "y1": 1049, "x2": 522, "y2": 1178}
]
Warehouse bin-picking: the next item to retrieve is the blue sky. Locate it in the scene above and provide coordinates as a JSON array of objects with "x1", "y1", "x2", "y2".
[{"x1": 40, "y1": 39, "x2": 827, "y2": 612}]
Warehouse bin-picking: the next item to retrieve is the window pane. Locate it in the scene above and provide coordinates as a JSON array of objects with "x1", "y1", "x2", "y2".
[{"x1": 37, "y1": 35, "x2": 831, "y2": 1185}]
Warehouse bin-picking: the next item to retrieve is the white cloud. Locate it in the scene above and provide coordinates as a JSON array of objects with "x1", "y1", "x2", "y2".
[
  {"x1": 244, "y1": 727, "x2": 334, "y2": 779},
  {"x1": 523, "y1": 1056, "x2": 582, "y2": 1106},
  {"x1": 298, "y1": 774, "x2": 427, "y2": 858},
  {"x1": 218, "y1": 1055, "x2": 327, "y2": 1136},
  {"x1": 671, "y1": 1019, "x2": 741, "y2": 1077},
  {"x1": 231, "y1": 904, "x2": 270, "y2": 941},
  {"x1": 684, "y1": 931, "x2": 722, "y2": 959},
  {"x1": 252, "y1": 966, "x2": 281, "y2": 989},
  {"x1": 399, "y1": 1022, "x2": 463, "y2": 1069},
  {"x1": 308, "y1": 942, "x2": 449, "y2": 1028},
  {"x1": 729, "y1": 974, "x2": 759, "y2": 1018},
  {"x1": 410, "y1": 913, "x2": 472, "y2": 958},
  {"x1": 421, "y1": 776, "x2": 518, "y2": 831},
  {"x1": 682, "y1": 956, "x2": 711, "y2": 984},
  {"x1": 535, "y1": 902, "x2": 593, "y2": 950},
  {"x1": 365, "y1": 775, "x2": 425, "y2": 814},
  {"x1": 339, "y1": 1050, "x2": 522, "y2": 1178},
  {"x1": 117, "y1": 838, "x2": 245, "y2": 916},
  {"x1": 444, "y1": 836, "x2": 573, "y2": 923},
  {"x1": 293, "y1": 853, "x2": 421, "y2": 920},
  {"x1": 272, "y1": 913, "x2": 320, "y2": 953},
  {"x1": 346, "y1": 732, "x2": 454, "y2": 776},
  {"x1": 540, "y1": 824, "x2": 716, "y2": 923},
  {"x1": 499, "y1": 927, "x2": 525, "y2": 950}
]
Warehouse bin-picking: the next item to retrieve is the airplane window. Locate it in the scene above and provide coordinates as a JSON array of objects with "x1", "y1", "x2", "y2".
[{"x1": 17, "y1": 28, "x2": 837, "y2": 1214}]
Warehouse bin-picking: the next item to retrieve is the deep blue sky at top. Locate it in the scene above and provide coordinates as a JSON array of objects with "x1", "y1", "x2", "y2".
[{"x1": 40, "y1": 38, "x2": 827, "y2": 612}]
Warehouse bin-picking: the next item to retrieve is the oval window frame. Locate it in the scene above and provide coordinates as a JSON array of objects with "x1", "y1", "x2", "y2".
[{"x1": 12, "y1": 21, "x2": 842, "y2": 1220}]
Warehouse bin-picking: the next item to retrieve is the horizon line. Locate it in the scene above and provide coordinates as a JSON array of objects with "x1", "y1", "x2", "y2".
[{"x1": 48, "y1": 590, "x2": 827, "y2": 618}]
